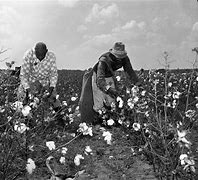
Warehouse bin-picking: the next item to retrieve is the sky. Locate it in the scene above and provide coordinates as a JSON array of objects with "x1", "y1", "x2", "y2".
[{"x1": 0, "y1": 0, "x2": 198, "y2": 70}]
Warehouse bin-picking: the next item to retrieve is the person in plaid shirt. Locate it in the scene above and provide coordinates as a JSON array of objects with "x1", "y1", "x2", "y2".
[{"x1": 19, "y1": 42, "x2": 63, "y2": 125}]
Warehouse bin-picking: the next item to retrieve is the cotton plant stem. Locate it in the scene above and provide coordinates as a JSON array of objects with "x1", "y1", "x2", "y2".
[
  {"x1": 164, "y1": 68, "x2": 168, "y2": 125},
  {"x1": 185, "y1": 70, "x2": 194, "y2": 112}
]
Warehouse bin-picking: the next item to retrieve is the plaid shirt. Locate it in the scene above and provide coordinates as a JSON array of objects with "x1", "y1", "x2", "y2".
[{"x1": 20, "y1": 48, "x2": 58, "y2": 89}]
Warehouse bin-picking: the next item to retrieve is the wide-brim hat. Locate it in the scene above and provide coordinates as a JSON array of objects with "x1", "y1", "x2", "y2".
[{"x1": 109, "y1": 42, "x2": 127, "y2": 58}]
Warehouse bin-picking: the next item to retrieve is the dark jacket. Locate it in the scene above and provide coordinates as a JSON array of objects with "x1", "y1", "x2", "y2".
[{"x1": 94, "y1": 52, "x2": 139, "y2": 92}]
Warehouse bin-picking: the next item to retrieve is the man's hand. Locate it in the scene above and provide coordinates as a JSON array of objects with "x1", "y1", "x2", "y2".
[{"x1": 43, "y1": 87, "x2": 55, "y2": 101}]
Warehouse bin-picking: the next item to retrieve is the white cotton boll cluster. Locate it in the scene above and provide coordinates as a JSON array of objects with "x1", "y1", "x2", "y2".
[
  {"x1": 71, "y1": 97, "x2": 77, "y2": 101},
  {"x1": 107, "y1": 119, "x2": 114, "y2": 126},
  {"x1": 141, "y1": 90, "x2": 146, "y2": 96},
  {"x1": 127, "y1": 98, "x2": 134, "y2": 109},
  {"x1": 74, "y1": 154, "x2": 84, "y2": 166},
  {"x1": 84, "y1": 145, "x2": 93, "y2": 155},
  {"x1": 132, "y1": 123, "x2": 141, "y2": 131},
  {"x1": 131, "y1": 86, "x2": 139, "y2": 96},
  {"x1": 26, "y1": 158, "x2": 36, "y2": 174},
  {"x1": 185, "y1": 110, "x2": 196, "y2": 118},
  {"x1": 61, "y1": 147, "x2": 68, "y2": 155},
  {"x1": 180, "y1": 154, "x2": 188, "y2": 165},
  {"x1": 12, "y1": 101, "x2": 23, "y2": 111},
  {"x1": 56, "y1": 94, "x2": 59, "y2": 99},
  {"x1": 116, "y1": 96, "x2": 123, "y2": 108},
  {"x1": 28, "y1": 145, "x2": 34, "y2": 152},
  {"x1": 62, "y1": 101, "x2": 67, "y2": 106},
  {"x1": 102, "y1": 131, "x2": 112, "y2": 145},
  {"x1": 77, "y1": 123, "x2": 93, "y2": 136},
  {"x1": 22, "y1": 105, "x2": 31, "y2": 116},
  {"x1": 168, "y1": 82, "x2": 172, "y2": 87},
  {"x1": 177, "y1": 130, "x2": 191, "y2": 149},
  {"x1": 133, "y1": 96, "x2": 139, "y2": 103},
  {"x1": 116, "y1": 76, "x2": 121, "y2": 81},
  {"x1": 59, "y1": 157, "x2": 66, "y2": 164},
  {"x1": 46, "y1": 141, "x2": 56, "y2": 150},
  {"x1": 172, "y1": 91, "x2": 181, "y2": 99},
  {"x1": 29, "y1": 97, "x2": 40, "y2": 108},
  {"x1": 179, "y1": 154, "x2": 195, "y2": 172},
  {"x1": 14, "y1": 123, "x2": 29, "y2": 133},
  {"x1": 126, "y1": 88, "x2": 130, "y2": 94}
]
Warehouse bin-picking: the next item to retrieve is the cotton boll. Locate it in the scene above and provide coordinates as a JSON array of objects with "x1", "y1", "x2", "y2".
[
  {"x1": 12, "y1": 101, "x2": 23, "y2": 111},
  {"x1": 77, "y1": 123, "x2": 93, "y2": 136},
  {"x1": 71, "y1": 97, "x2": 77, "y2": 101},
  {"x1": 46, "y1": 141, "x2": 56, "y2": 150},
  {"x1": 74, "y1": 154, "x2": 84, "y2": 166},
  {"x1": 26, "y1": 158, "x2": 36, "y2": 174},
  {"x1": 59, "y1": 157, "x2": 66, "y2": 164},
  {"x1": 61, "y1": 147, "x2": 68, "y2": 155},
  {"x1": 116, "y1": 96, "x2": 123, "y2": 108},
  {"x1": 14, "y1": 123, "x2": 29, "y2": 133},
  {"x1": 116, "y1": 76, "x2": 121, "y2": 81},
  {"x1": 107, "y1": 119, "x2": 114, "y2": 126},
  {"x1": 132, "y1": 123, "x2": 141, "y2": 131},
  {"x1": 102, "y1": 131, "x2": 112, "y2": 145},
  {"x1": 22, "y1": 105, "x2": 31, "y2": 116},
  {"x1": 84, "y1": 146, "x2": 92, "y2": 155}
]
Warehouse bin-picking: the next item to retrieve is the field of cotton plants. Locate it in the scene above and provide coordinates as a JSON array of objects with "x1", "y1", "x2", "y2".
[{"x1": 1, "y1": 61, "x2": 198, "y2": 180}]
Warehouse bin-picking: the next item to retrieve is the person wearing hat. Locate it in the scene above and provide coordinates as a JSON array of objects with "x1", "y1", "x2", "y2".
[
  {"x1": 18, "y1": 42, "x2": 64, "y2": 125},
  {"x1": 79, "y1": 42, "x2": 140, "y2": 124}
]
